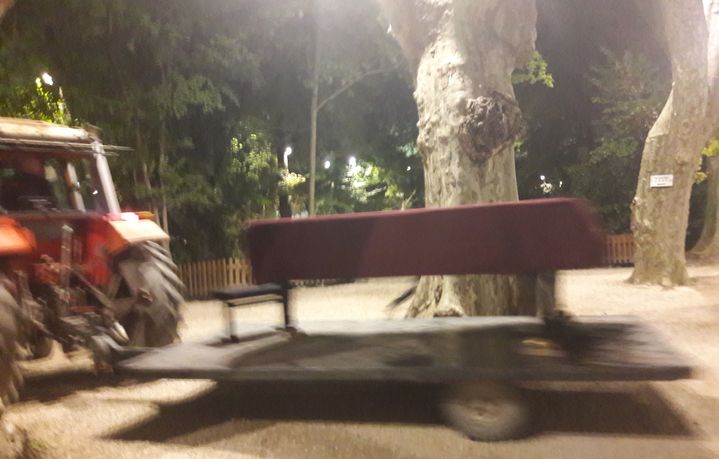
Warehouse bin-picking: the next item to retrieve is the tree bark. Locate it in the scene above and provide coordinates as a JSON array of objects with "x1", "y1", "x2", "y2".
[
  {"x1": 690, "y1": 1, "x2": 719, "y2": 261},
  {"x1": 630, "y1": 0, "x2": 717, "y2": 285},
  {"x1": 378, "y1": 0, "x2": 538, "y2": 316},
  {"x1": 707, "y1": 0, "x2": 719, "y2": 112},
  {"x1": 691, "y1": 155, "x2": 719, "y2": 261}
]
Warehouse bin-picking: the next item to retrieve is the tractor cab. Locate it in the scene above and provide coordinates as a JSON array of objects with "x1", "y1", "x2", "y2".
[
  {"x1": 0, "y1": 118, "x2": 183, "y2": 408},
  {"x1": 0, "y1": 151, "x2": 108, "y2": 214},
  {"x1": 0, "y1": 117, "x2": 120, "y2": 216}
]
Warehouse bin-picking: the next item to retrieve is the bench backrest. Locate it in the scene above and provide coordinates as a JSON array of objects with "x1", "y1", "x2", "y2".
[{"x1": 246, "y1": 198, "x2": 605, "y2": 284}]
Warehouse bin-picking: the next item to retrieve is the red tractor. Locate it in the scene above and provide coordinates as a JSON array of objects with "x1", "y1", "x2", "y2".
[{"x1": 0, "y1": 117, "x2": 184, "y2": 407}]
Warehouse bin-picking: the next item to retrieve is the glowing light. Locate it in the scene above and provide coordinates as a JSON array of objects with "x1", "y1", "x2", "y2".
[
  {"x1": 348, "y1": 156, "x2": 357, "y2": 167},
  {"x1": 324, "y1": 160, "x2": 331, "y2": 169},
  {"x1": 406, "y1": 166, "x2": 412, "y2": 171},
  {"x1": 540, "y1": 175, "x2": 546, "y2": 181},
  {"x1": 120, "y1": 212, "x2": 140, "y2": 222},
  {"x1": 92, "y1": 190, "x2": 99, "y2": 195},
  {"x1": 283, "y1": 146, "x2": 293, "y2": 167},
  {"x1": 41, "y1": 72, "x2": 54, "y2": 86}
]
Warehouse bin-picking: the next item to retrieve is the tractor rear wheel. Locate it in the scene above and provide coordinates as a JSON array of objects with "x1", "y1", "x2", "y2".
[
  {"x1": 0, "y1": 286, "x2": 22, "y2": 408},
  {"x1": 116, "y1": 242, "x2": 184, "y2": 347}
]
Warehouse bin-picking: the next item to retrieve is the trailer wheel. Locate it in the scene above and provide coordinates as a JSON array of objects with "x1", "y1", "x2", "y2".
[
  {"x1": 440, "y1": 382, "x2": 530, "y2": 441},
  {"x1": 116, "y1": 242, "x2": 184, "y2": 347},
  {"x1": 28, "y1": 336, "x2": 53, "y2": 360},
  {"x1": 0, "y1": 286, "x2": 22, "y2": 407}
]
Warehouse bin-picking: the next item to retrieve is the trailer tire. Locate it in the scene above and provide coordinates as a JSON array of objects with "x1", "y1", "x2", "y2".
[
  {"x1": 0, "y1": 286, "x2": 22, "y2": 408},
  {"x1": 440, "y1": 382, "x2": 530, "y2": 441},
  {"x1": 28, "y1": 335, "x2": 53, "y2": 360},
  {"x1": 117, "y1": 243, "x2": 184, "y2": 347}
]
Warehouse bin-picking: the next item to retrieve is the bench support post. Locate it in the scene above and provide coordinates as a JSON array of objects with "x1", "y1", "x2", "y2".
[
  {"x1": 280, "y1": 281, "x2": 295, "y2": 331},
  {"x1": 536, "y1": 272, "x2": 557, "y2": 316}
]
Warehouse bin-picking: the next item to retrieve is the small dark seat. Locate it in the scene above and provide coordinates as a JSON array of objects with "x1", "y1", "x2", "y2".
[{"x1": 213, "y1": 283, "x2": 283, "y2": 301}]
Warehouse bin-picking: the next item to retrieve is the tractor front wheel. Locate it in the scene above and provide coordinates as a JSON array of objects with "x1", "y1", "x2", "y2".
[{"x1": 116, "y1": 242, "x2": 184, "y2": 347}]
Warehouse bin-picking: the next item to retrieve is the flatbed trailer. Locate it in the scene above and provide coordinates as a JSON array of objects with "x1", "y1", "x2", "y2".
[
  {"x1": 117, "y1": 316, "x2": 690, "y2": 384},
  {"x1": 102, "y1": 198, "x2": 692, "y2": 441}
]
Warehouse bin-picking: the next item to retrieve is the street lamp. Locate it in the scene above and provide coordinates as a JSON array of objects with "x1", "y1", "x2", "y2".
[
  {"x1": 283, "y1": 146, "x2": 293, "y2": 168},
  {"x1": 41, "y1": 72, "x2": 54, "y2": 86}
]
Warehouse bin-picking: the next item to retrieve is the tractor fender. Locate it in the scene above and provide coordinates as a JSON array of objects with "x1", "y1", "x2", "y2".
[
  {"x1": 0, "y1": 217, "x2": 35, "y2": 256},
  {"x1": 106, "y1": 218, "x2": 169, "y2": 254}
]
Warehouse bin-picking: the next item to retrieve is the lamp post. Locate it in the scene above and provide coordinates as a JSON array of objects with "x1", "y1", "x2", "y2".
[{"x1": 283, "y1": 146, "x2": 293, "y2": 168}]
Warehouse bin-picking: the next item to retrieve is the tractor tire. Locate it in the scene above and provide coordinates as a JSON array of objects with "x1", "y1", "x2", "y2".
[
  {"x1": 116, "y1": 242, "x2": 184, "y2": 348},
  {"x1": 440, "y1": 382, "x2": 530, "y2": 441},
  {"x1": 0, "y1": 286, "x2": 22, "y2": 409}
]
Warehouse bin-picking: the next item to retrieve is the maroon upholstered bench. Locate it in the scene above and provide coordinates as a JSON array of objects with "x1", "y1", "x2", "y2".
[{"x1": 215, "y1": 198, "x2": 605, "y2": 330}]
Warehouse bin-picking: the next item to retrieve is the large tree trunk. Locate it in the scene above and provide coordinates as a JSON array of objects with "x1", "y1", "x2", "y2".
[
  {"x1": 691, "y1": 155, "x2": 719, "y2": 261},
  {"x1": 630, "y1": 0, "x2": 718, "y2": 285},
  {"x1": 378, "y1": 0, "x2": 538, "y2": 316},
  {"x1": 689, "y1": 1, "x2": 719, "y2": 262}
]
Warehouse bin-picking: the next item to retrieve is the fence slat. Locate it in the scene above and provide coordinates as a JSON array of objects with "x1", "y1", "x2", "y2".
[
  {"x1": 178, "y1": 257, "x2": 253, "y2": 299},
  {"x1": 606, "y1": 234, "x2": 634, "y2": 266}
]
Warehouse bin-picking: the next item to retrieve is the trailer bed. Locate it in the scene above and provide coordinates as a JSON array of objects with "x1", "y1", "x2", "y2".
[{"x1": 115, "y1": 315, "x2": 691, "y2": 383}]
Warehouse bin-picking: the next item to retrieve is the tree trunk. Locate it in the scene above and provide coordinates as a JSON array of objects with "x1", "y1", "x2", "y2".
[
  {"x1": 157, "y1": 120, "x2": 171, "y2": 249},
  {"x1": 378, "y1": 0, "x2": 538, "y2": 317},
  {"x1": 690, "y1": 1, "x2": 719, "y2": 261},
  {"x1": 691, "y1": 155, "x2": 719, "y2": 261},
  {"x1": 309, "y1": 79, "x2": 318, "y2": 216},
  {"x1": 308, "y1": 9, "x2": 320, "y2": 217},
  {"x1": 630, "y1": 0, "x2": 717, "y2": 285}
]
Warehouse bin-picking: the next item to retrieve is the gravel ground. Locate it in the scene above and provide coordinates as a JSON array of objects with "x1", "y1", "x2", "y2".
[{"x1": 5, "y1": 269, "x2": 719, "y2": 458}]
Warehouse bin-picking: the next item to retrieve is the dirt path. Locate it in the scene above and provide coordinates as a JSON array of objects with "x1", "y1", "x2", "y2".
[{"x1": 5, "y1": 270, "x2": 719, "y2": 458}]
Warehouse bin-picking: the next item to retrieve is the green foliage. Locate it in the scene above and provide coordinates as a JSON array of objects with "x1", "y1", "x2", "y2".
[
  {"x1": 0, "y1": 73, "x2": 70, "y2": 124},
  {"x1": 704, "y1": 136, "x2": 719, "y2": 158},
  {"x1": 281, "y1": 171, "x2": 307, "y2": 191},
  {"x1": 0, "y1": 0, "x2": 419, "y2": 260},
  {"x1": 568, "y1": 50, "x2": 668, "y2": 232},
  {"x1": 694, "y1": 135, "x2": 719, "y2": 185},
  {"x1": 695, "y1": 171, "x2": 709, "y2": 184},
  {"x1": 314, "y1": 155, "x2": 418, "y2": 215},
  {"x1": 513, "y1": 52, "x2": 555, "y2": 88}
]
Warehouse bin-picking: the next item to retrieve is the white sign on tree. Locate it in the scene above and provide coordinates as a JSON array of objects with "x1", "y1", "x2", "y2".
[{"x1": 650, "y1": 174, "x2": 674, "y2": 188}]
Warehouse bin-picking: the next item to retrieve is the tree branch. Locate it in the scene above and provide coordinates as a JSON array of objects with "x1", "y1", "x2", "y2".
[{"x1": 317, "y1": 65, "x2": 397, "y2": 113}]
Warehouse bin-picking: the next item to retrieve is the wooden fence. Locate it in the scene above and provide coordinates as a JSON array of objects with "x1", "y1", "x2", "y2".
[
  {"x1": 178, "y1": 234, "x2": 636, "y2": 298},
  {"x1": 178, "y1": 258, "x2": 253, "y2": 299},
  {"x1": 605, "y1": 233, "x2": 634, "y2": 266}
]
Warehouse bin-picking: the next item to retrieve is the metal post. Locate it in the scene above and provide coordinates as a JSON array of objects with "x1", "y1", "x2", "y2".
[
  {"x1": 93, "y1": 141, "x2": 121, "y2": 214},
  {"x1": 536, "y1": 271, "x2": 557, "y2": 316},
  {"x1": 281, "y1": 282, "x2": 294, "y2": 330},
  {"x1": 225, "y1": 301, "x2": 236, "y2": 341}
]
